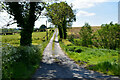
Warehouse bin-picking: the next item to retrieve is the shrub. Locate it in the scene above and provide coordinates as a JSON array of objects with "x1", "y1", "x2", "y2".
[
  {"x1": 95, "y1": 22, "x2": 120, "y2": 49},
  {"x1": 67, "y1": 44, "x2": 74, "y2": 46},
  {"x1": 74, "y1": 39, "x2": 82, "y2": 46},
  {"x1": 67, "y1": 34, "x2": 74, "y2": 43},
  {"x1": 67, "y1": 46, "x2": 77, "y2": 52},
  {"x1": 75, "y1": 47, "x2": 82, "y2": 53},
  {"x1": 79, "y1": 23, "x2": 93, "y2": 47},
  {"x1": 2, "y1": 44, "x2": 42, "y2": 79}
]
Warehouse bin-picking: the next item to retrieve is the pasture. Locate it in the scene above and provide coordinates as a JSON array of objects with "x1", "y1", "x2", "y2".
[{"x1": 2, "y1": 31, "x2": 50, "y2": 46}]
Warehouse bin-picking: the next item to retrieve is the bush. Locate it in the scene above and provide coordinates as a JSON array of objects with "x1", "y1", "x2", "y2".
[
  {"x1": 52, "y1": 29, "x2": 54, "y2": 32},
  {"x1": 67, "y1": 46, "x2": 77, "y2": 52},
  {"x1": 2, "y1": 44, "x2": 42, "y2": 79},
  {"x1": 67, "y1": 44, "x2": 74, "y2": 46},
  {"x1": 67, "y1": 34, "x2": 74, "y2": 43},
  {"x1": 94, "y1": 22, "x2": 120, "y2": 49},
  {"x1": 79, "y1": 23, "x2": 93, "y2": 47},
  {"x1": 74, "y1": 39, "x2": 82, "y2": 46},
  {"x1": 16, "y1": 45, "x2": 42, "y2": 65},
  {"x1": 75, "y1": 47, "x2": 82, "y2": 53}
]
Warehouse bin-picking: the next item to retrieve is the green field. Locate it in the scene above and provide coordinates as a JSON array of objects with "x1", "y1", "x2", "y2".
[{"x1": 2, "y1": 32, "x2": 46, "y2": 46}]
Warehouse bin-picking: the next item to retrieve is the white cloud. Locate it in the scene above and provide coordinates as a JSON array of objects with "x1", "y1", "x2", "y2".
[
  {"x1": 0, "y1": 10, "x2": 17, "y2": 28},
  {"x1": 72, "y1": 1, "x2": 95, "y2": 9},
  {"x1": 71, "y1": 0, "x2": 108, "y2": 3},
  {"x1": 71, "y1": 0, "x2": 107, "y2": 9},
  {"x1": 77, "y1": 10, "x2": 96, "y2": 16},
  {"x1": 64, "y1": 0, "x2": 119, "y2": 9}
]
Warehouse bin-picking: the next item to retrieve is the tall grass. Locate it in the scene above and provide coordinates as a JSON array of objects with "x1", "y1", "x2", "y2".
[{"x1": 59, "y1": 40, "x2": 120, "y2": 76}]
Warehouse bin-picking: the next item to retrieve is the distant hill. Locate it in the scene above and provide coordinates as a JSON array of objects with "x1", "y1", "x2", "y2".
[
  {"x1": 67, "y1": 26, "x2": 101, "y2": 38},
  {"x1": 67, "y1": 26, "x2": 101, "y2": 32}
]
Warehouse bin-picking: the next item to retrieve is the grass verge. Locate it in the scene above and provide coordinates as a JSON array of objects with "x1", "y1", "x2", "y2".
[{"x1": 59, "y1": 39, "x2": 120, "y2": 77}]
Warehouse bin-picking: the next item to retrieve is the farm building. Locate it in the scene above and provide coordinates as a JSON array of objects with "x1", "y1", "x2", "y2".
[{"x1": 39, "y1": 24, "x2": 47, "y2": 32}]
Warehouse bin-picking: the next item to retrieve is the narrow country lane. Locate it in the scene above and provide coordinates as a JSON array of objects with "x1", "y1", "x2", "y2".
[{"x1": 32, "y1": 29, "x2": 119, "y2": 80}]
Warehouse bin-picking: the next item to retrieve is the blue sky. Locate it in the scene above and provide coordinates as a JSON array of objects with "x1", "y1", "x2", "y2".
[{"x1": 0, "y1": 0, "x2": 119, "y2": 28}]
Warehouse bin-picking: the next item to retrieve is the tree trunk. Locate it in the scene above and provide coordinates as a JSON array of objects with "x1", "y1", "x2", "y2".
[
  {"x1": 58, "y1": 26, "x2": 63, "y2": 39},
  {"x1": 20, "y1": 27, "x2": 33, "y2": 46},
  {"x1": 63, "y1": 26, "x2": 67, "y2": 39},
  {"x1": 20, "y1": 2, "x2": 36, "y2": 46},
  {"x1": 63, "y1": 17, "x2": 67, "y2": 39},
  {"x1": 7, "y1": 2, "x2": 36, "y2": 46}
]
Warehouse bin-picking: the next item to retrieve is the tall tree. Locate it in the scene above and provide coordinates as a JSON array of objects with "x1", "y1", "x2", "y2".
[
  {"x1": 46, "y1": 2, "x2": 76, "y2": 39},
  {"x1": 3, "y1": 2, "x2": 45, "y2": 46}
]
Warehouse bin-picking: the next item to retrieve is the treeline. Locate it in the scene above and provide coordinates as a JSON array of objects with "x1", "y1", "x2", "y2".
[
  {"x1": 1, "y1": 27, "x2": 54, "y2": 35},
  {"x1": 69, "y1": 22, "x2": 120, "y2": 50},
  {"x1": 0, "y1": 28, "x2": 21, "y2": 35}
]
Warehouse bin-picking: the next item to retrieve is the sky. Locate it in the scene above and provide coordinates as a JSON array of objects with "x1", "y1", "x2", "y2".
[
  {"x1": 0, "y1": 0, "x2": 119, "y2": 28},
  {"x1": 119, "y1": 1, "x2": 120, "y2": 24},
  {"x1": 65, "y1": 0, "x2": 119, "y2": 27}
]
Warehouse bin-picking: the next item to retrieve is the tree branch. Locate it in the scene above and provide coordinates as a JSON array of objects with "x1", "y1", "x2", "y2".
[
  {"x1": 7, "y1": 21, "x2": 17, "y2": 26},
  {"x1": 7, "y1": 2, "x2": 25, "y2": 27},
  {"x1": 35, "y1": 12, "x2": 41, "y2": 21}
]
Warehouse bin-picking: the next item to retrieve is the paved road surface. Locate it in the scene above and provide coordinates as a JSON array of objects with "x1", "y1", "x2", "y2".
[{"x1": 32, "y1": 29, "x2": 119, "y2": 80}]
